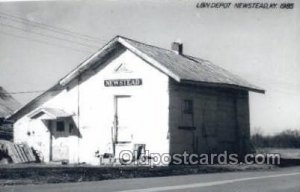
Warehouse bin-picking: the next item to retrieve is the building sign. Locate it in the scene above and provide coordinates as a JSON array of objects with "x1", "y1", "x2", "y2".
[{"x1": 104, "y1": 78, "x2": 142, "y2": 87}]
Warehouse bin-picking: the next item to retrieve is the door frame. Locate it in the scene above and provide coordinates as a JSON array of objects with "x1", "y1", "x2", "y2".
[
  {"x1": 48, "y1": 119, "x2": 69, "y2": 162},
  {"x1": 112, "y1": 95, "x2": 131, "y2": 156}
]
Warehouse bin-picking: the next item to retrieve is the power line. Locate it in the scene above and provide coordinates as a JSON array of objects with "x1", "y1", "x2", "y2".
[
  {"x1": 0, "y1": 11, "x2": 106, "y2": 43},
  {"x1": 2, "y1": 84, "x2": 299, "y2": 96},
  {"x1": 0, "y1": 89, "x2": 64, "y2": 95},
  {"x1": 0, "y1": 22, "x2": 100, "y2": 49},
  {"x1": 0, "y1": 30, "x2": 93, "y2": 54}
]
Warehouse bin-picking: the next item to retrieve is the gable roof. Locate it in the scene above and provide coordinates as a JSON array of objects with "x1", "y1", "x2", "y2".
[
  {"x1": 59, "y1": 36, "x2": 264, "y2": 92},
  {"x1": 0, "y1": 87, "x2": 21, "y2": 118},
  {"x1": 9, "y1": 35, "x2": 264, "y2": 121},
  {"x1": 28, "y1": 107, "x2": 73, "y2": 120}
]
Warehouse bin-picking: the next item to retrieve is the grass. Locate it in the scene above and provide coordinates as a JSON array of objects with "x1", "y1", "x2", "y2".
[
  {"x1": 0, "y1": 163, "x2": 275, "y2": 186},
  {"x1": 2, "y1": 144, "x2": 300, "y2": 186}
]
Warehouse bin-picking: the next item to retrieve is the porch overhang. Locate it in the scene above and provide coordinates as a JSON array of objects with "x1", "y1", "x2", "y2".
[{"x1": 28, "y1": 108, "x2": 74, "y2": 120}]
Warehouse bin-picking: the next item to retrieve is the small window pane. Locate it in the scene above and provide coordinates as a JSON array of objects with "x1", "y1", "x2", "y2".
[
  {"x1": 180, "y1": 99, "x2": 194, "y2": 128},
  {"x1": 183, "y1": 100, "x2": 193, "y2": 114},
  {"x1": 56, "y1": 121, "x2": 65, "y2": 132}
]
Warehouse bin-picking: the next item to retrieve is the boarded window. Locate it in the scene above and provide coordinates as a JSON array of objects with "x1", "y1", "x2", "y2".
[
  {"x1": 56, "y1": 121, "x2": 65, "y2": 132},
  {"x1": 183, "y1": 100, "x2": 193, "y2": 114},
  {"x1": 179, "y1": 99, "x2": 194, "y2": 129}
]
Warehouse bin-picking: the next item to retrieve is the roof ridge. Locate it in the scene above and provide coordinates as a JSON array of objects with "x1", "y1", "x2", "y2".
[
  {"x1": 118, "y1": 35, "x2": 176, "y2": 54},
  {"x1": 181, "y1": 54, "x2": 208, "y2": 65},
  {"x1": 118, "y1": 36, "x2": 211, "y2": 66}
]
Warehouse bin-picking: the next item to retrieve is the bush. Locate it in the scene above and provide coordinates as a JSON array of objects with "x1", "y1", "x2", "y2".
[{"x1": 251, "y1": 129, "x2": 300, "y2": 148}]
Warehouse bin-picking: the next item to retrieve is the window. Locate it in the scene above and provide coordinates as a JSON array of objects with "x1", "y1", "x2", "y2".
[
  {"x1": 183, "y1": 100, "x2": 193, "y2": 114},
  {"x1": 56, "y1": 121, "x2": 65, "y2": 132},
  {"x1": 179, "y1": 99, "x2": 194, "y2": 129}
]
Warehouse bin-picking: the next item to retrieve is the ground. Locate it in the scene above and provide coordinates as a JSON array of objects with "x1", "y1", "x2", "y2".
[
  {"x1": 2, "y1": 166, "x2": 300, "y2": 192},
  {"x1": 257, "y1": 148, "x2": 300, "y2": 159},
  {"x1": 0, "y1": 148, "x2": 299, "y2": 186},
  {"x1": 0, "y1": 164, "x2": 274, "y2": 186}
]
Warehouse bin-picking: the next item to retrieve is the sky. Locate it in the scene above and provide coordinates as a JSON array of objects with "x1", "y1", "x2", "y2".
[{"x1": 0, "y1": 0, "x2": 299, "y2": 135}]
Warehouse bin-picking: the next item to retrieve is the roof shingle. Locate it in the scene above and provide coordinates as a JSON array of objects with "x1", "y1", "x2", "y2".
[{"x1": 120, "y1": 36, "x2": 264, "y2": 93}]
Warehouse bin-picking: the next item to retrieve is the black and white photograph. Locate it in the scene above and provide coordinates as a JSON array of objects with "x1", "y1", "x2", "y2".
[{"x1": 0, "y1": 0, "x2": 299, "y2": 191}]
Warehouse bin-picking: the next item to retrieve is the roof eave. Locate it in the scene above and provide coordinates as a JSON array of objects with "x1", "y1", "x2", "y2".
[
  {"x1": 59, "y1": 36, "x2": 182, "y2": 86},
  {"x1": 59, "y1": 36, "x2": 120, "y2": 86},
  {"x1": 7, "y1": 84, "x2": 63, "y2": 121},
  {"x1": 180, "y1": 80, "x2": 265, "y2": 94}
]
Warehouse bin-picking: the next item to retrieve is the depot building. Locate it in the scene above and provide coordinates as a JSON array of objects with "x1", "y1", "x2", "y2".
[{"x1": 9, "y1": 36, "x2": 264, "y2": 165}]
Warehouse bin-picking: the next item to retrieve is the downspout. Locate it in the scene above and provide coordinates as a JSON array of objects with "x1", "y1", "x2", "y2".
[{"x1": 77, "y1": 75, "x2": 81, "y2": 164}]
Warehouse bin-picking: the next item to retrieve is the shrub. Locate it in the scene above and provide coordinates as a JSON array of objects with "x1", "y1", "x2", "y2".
[{"x1": 251, "y1": 129, "x2": 300, "y2": 148}]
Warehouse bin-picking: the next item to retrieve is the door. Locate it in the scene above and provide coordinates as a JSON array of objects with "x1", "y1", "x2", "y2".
[
  {"x1": 113, "y1": 96, "x2": 133, "y2": 156},
  {"x1": 49, "y1": 120, "x2": 69, "y2": 162},
  {"x1": 217, "y1": 96, "x2": 238, "y2": 153}
]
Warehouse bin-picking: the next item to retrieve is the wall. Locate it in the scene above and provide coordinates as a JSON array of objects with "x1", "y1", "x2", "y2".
[
  {"x1": 14, "y1": 49, "x2": 170, "y2": 165},
  {"x1": 168, "y1": 80, "x2": 250, "y2": 156},
  {"x1": 14, "y1": 115, "x2": 51, "y2": 162}
]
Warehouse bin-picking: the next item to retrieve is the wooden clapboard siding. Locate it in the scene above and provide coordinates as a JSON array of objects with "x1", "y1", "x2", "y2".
[{"x1": 169, "y1": 79, "x2": 250, "y2": 155}]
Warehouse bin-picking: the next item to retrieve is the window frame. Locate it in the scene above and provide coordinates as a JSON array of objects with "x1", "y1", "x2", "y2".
[
  {"x1": 179, "y1": 99, "x2": 195, "y2": 129},
  {"x1": 183, "y1": 99, "x2": 194, "y2": 114}
]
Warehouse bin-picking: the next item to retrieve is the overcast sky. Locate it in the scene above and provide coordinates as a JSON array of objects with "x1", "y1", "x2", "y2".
[{"x1": 0, "y1": 0, "x2": 299, "y2": 134}]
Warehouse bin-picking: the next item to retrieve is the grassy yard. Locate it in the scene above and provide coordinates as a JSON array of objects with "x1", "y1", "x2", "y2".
[
  {"x1": 0, "y1": 163, "x2": 275, "y2": 186},
  {"x1": 2, "y1": 147, "x2": 300, "y2": 186}
]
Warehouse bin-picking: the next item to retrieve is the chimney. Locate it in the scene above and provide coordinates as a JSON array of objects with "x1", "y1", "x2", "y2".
[{"x1": 171, "y1": 42, "x2": 183, "y2": 55}]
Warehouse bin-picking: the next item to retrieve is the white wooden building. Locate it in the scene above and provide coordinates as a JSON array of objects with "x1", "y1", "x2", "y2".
[{"x1": 9, "y1": 36, "x2": 264, "y2": 165}]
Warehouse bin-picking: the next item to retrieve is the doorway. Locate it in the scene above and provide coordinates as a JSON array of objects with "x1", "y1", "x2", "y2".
[
  {"x1": 49, "y1": 120, "x2": 69, "y2": 162},
  {"x1": 113, "y1": 96, "x2": 134, "y2": 157}
]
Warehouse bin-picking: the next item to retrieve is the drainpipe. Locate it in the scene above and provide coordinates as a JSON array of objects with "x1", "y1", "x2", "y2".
[{"x1": 77, "y1": 75, "x2": 81, "y2": 164}]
